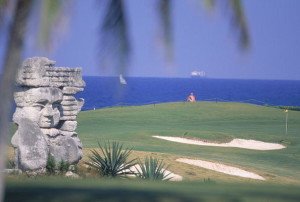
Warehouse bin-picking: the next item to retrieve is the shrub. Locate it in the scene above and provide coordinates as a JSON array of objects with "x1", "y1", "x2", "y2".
[
  {"x1": 135, "y1": 157, "x2": 171, "y2": 181},
  {"x1": 85, "y1": 141, "x2": 137, "y2": 178},
  {"x1": 6, "y1": 159, "x2": 15, "y2": 169},
  {"x1": 69, "y1": 164, "x2": 78, "y2": 174},
  {"x1": 46, "y1": 154, "x2": 56, "y2": 175},
  {"x1": 58, "y1": 160, "x2": 70, "y2": 173}
]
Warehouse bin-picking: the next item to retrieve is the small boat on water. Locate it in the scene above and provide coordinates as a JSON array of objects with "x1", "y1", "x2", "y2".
[{"x1": 119, "y1": 74, "x2": 127, "y2": 85}]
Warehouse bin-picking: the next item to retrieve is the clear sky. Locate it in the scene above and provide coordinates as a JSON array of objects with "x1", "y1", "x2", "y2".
[{"x1": 1, "y1": 0, "x2": 300, "y2": 80}]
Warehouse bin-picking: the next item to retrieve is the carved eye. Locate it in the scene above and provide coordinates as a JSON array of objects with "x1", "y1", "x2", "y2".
[
  {"x1": 33, "y1": 100, "x2": 47, "y2": 109},
  {"x1": 52, "y1": 101, "x2": 61, "y2": 109},
  {"x1": 32, "y1": 103, "x2": 45, "y2": 110}
]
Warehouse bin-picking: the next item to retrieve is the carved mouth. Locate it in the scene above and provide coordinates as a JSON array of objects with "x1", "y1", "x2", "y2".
[{"x1": 40, "y1": 119, "x2": 52, "y2": 126}]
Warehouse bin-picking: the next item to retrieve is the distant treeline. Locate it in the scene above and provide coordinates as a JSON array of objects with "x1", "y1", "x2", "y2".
[{"x1": 271, "y1": 106, "x2": 300, "y2": 111}]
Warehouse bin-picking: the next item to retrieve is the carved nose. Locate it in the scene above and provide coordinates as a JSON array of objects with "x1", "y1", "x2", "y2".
[{"x1": 43, "y1": 105, "x2": 54, "y2": 117}]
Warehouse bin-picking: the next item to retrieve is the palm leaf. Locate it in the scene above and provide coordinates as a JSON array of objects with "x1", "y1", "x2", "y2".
[
  {"x1": 203, "y1": 0, "x2": 216, "y2": 11},
  {"x1": 205, "y1": 0, "x2": 250, "y2": 49},
  {"x1": 0, "y1": 0, "x2": 9, "y2": 29},
  {"x1": 229, "y1": 0, "x2": 250, "y2": 49},
  {"x1": 38, "y1": 0, "x2": 66, "y2": 50},
  {"x1": 99, "y1": 0, "x2": 130, "y2": 75},
  {"x1": 0, "y1": 0, "x2": 33, "y2": 200},
  {"x1": 157, "y1": 0, "x2": 173, "y2": 62}
]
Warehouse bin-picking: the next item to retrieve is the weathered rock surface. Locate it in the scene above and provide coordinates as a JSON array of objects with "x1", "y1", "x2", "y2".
[
  {"x1": 11, "y1": 57, "x2": 85, "y2": 172},
  {"x1": 14, "y1": 118, "x2": 48, "y2": 171},
  {"x1": 62, "y1": 87, "x2": 84, "y2": 94},
  {"x1": 49, "y1": 136, "x2": 82, "y2": 164},
  {"x1": 65, "y1": 171, "x2": 80, "y2": 178},
  {"x1": 16, "y1": 57, "x2": 85, "y2": 88},
  {"x1": 59, "y1": 121, "x2": 78, "y2": 131}
]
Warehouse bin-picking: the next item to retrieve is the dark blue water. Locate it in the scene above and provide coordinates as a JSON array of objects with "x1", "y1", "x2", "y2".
[{"x1": 76, "y1": 76, "x2": 300, "y2": 111}]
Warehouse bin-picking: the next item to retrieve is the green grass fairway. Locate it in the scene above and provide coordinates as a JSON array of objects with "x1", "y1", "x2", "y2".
[
  {"x1": 6, "y1": 102, "x2": 300, "y2": 201},
  {"x1": 5, "y1": 177, "x2": 300, "y2": 202},
  {"x1": 77, "y1": 102, "x2": 300, "y2": 184}
]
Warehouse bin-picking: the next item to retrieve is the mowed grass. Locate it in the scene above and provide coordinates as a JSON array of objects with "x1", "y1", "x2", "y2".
[
  {"x1": 77, "y1": 102, "x2": 300, "y2": 184},
  {"x1": 5, "y1": 177, "x2": 300, "y2": 202},
  {"x1": 5, "y1": 102, "x2": 300, "y2": 201}
]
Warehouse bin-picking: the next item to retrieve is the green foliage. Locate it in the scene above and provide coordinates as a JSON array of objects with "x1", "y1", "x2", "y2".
[
  {"x1": 85, "y1": 141, "x2": 137, "y2": 178},
  {"x1": 58, "y1": 160, "x2": 70, "y2": 173},
  {"x1": 275, "y1": 106, "x2": 300, "y2": 111},
  {"x1": 135, "y1": 157, "x2": 171, "y2": 181},
  {"x1": 39, "y1": 0, "x2": 63, "y2": 49},
  {"x1": 46, "y1": 154, "x2": 56, "y2": 175},
  {"x1": 46, "y1": 155, "x2": 71, "y2": 175},
  {"x1": 69, "y1": 165, "x2": 78, "y2": 174},
  {"x1": 6, "y1": 159, "x2": 15, "y2": 169}
]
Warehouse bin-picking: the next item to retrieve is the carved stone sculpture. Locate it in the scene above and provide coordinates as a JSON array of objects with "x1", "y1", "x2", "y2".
[{"x1": 11, "y1": 57, "x2": 85, "y2": 171}]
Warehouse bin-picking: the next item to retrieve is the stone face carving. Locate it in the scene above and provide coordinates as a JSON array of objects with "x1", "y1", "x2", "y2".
[{"x1": 12, "y1": 57, "x2": 85, "y2": 171}]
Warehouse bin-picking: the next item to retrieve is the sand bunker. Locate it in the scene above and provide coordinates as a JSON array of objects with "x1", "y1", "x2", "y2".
[
  {"x1": 153, "y1": 136, "x2": 285, "y2": 150},
  {"x1": 177, "y1": 158, "x2": 265, "y2": 180},
  {"x1": 123, "y1": 165, "x2": 183, "y2": 181}
]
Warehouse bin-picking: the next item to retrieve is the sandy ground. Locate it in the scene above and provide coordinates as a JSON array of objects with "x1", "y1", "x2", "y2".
[
  {"x1": 153, "y1": 136, "x2": 285, "y2": 150},
  {"x1": 124, "y1": 165, "x2": 183, "y2": 181},
  {"x1": 177, "y1": 158, "x2": 265, "y2": 180}
]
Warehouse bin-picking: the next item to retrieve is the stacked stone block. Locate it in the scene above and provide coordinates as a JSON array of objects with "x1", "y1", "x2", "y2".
[{"x1": 11, "y1": 57, "x2": 85, "y2": 171}]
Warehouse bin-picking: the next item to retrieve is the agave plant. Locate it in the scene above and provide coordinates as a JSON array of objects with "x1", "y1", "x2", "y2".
[
  {"x1": 85, "y1": 141, "x2": 136, "y2": 178},
  {"x1": 135, "y1": 157, "x2": 172, "y2": 181}
]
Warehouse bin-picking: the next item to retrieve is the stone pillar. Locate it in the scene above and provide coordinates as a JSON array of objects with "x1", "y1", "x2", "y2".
[{"x1": 11, "y1": 57, "x2": 85, "y2": 172}]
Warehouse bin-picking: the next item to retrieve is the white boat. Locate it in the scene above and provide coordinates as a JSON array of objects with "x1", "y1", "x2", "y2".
[{"x1": 119, "y1": 74, "x2": 127, "y2": 85}]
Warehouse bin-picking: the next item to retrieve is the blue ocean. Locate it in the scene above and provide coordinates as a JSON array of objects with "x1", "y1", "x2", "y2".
[{"x1": 76, "y1": 77, "x2": 300, "y2": 111}]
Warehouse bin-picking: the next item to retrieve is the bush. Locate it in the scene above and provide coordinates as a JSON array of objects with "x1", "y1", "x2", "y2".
[
  {"x1": 46, "y1": 154, "x2": 56, "y2": 175},
  {"x1": 135, "y1": 157, "x2": 171, "y2": 181},
  {"x1": 85, "y1": 141, "x2": 137, "y2": 178},
  {"x1": 58, "y1": 160, "x2": 70, "y2": 173},
  {"x1": 46, "y1": 155, "x2": 72, "y2": 175},
  {"x1": 6, "y1": 159, "x2": 15, "y2": 169}
]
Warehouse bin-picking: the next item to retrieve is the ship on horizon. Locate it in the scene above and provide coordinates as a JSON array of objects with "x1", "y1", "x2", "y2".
[{"x1": 190, "y1": 70, "x2": 206, "y2": 78}]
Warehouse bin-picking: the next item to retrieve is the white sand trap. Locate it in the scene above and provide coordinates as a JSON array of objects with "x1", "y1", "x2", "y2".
[
  {"x1": 123, "y1": 165, "x2": 183, "y2": 181},
  {"x1": 153, "y1": 136, "x2": 285, "y2": 150},
  {"x1": 177, "y1": 158, "x2": 265, "y2": 180}
]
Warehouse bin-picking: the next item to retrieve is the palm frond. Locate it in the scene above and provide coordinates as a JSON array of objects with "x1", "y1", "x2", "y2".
[
  {"x1": 228, "y1": 0, "x2": 250, "y2": 49},
  {"x1": 0, "y1": 0, "x2": 10, "y2": 29},
  {"x1": 0, "y1": 0, "x2": 33, "y2": 200},
  {"x1": 0, "y1": 0, "x2": 6, "y2": 6},
  {"x1": 99, "y1": 0, "x2": 130, "y2": 75},
  {"x1": 203, "y1": 0, "x2": 216, "y2": 11},
  {"x1": 157, "y1": 0, "x2": 173, "y2": 62},
  {"x1": 38, "y1": 0, "x2": 66, "y2": 50},
  {"x1": 203, "y1": 0, "x2": 250, "y2": 50}
]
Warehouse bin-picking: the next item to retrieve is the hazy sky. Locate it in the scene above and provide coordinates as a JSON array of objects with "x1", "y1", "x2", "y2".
[{"x1": 1, "y1": 0, "x2": 300, "y2": 80}]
